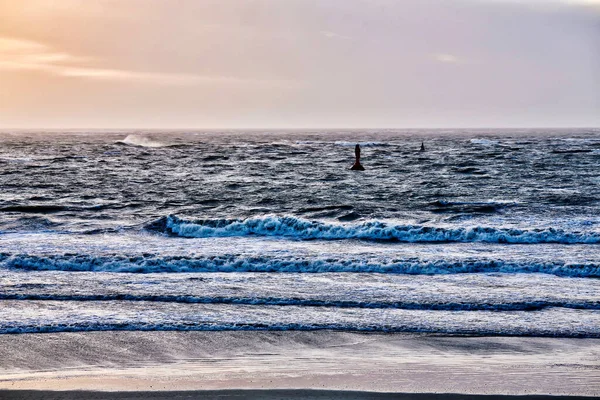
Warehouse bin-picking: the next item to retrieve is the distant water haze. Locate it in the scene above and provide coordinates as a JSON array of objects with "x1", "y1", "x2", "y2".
[{"x1": 0, "y1": 0, "x2": 598, "y2": 129}]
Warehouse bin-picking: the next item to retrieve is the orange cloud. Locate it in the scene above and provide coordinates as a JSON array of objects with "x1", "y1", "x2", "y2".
[{"x1": 0, "y1": 36, "x2": 298, "y2": 88}]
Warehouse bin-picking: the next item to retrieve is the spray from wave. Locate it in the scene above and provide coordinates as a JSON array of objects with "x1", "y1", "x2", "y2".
[{"x1": 116, "y1": 134, "x2": 167, "y2": 148}]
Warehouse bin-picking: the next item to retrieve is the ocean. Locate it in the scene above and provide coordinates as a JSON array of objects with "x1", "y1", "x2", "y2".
[{"x1": 1, "y1": 128, "x2": 599, "y2": 337}]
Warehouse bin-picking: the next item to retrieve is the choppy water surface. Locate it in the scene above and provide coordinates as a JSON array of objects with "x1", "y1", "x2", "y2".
[{"x1": 1, "y1": 129, "x2": 599, "y2": 336}]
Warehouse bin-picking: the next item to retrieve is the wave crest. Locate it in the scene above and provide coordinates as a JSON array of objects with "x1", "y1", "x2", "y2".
[
  {"x1": 3, "y1": 253, "x2": 599, "y2": 277},
  {"x1": 145, "y1": 215, "x2": 600, "y2": 244}
]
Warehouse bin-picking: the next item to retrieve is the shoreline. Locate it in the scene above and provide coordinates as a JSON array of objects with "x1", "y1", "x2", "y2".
[
  {"x1": 0, "y1": 331, "x2": 598, "y2": 396},
  {"x1": 0, "y1": 390, "x2": 598, "y2": 400}
]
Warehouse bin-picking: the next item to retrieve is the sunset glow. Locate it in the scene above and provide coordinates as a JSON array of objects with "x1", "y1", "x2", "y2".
[{"x1": 0, "y1": 0, "x2": 598, "y2": 128}]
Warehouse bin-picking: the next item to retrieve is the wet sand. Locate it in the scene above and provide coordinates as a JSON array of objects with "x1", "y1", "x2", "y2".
[
  {"x1": 0, "y1": 331, "x2": 598, "y2": 396},
  {"x1": 0, "y1": 390, "x2": 598, "y2": 400}
]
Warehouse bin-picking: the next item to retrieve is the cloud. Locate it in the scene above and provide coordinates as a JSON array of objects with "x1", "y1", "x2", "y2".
[
  {"x1": 0, "y1": 37, "x2": 86, "y2": 72},
  {"x1": 0, "y1": 36, "x2": 297, "y2": 88},
  {"x1": 321, "y1": 31, "x2": 352, "y2": 40},
  {"x1": 470, "y1": 0, "x2": 600, "y2": 10},
  {"x1": 0, "y1": 37, "x2": 47, "y2": 52},
  {"x1": 433, "y1": 53, "x2": 463, "y2": 64},
  {"x1": 472, "y1": 0, "x2": 600, "y2": 4},
  {"x1": 57, "y1": 67, "x2": 297, "y2": 87}
]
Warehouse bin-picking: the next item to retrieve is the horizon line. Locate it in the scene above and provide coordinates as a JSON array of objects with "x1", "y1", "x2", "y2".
[{"x1": 0, "y1": 126, "x2": 598, "y2": 132}]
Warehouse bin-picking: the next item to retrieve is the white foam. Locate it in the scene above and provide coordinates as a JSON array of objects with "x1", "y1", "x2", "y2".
[{"x1": 117, "y1": 134, "x2": 166, "y2": 148}]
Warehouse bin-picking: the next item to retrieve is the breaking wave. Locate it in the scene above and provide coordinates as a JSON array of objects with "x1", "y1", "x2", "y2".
[
  {"x1": 145, "y1": 215, "x2": 600, "y2": 244},
  {"x1": 116, "y1": 134, "x2": 167, "y2": 148},
  {"x1": 3, "y1": 253, "x2": 599, "y2": 277}
]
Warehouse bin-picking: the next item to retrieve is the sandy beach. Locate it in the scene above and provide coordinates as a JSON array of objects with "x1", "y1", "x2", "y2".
[{"x1": 0, "y1": 331, "x2": 598, "y2": 398}]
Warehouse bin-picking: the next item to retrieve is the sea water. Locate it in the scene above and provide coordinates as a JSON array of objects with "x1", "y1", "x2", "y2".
[{"x1": 1, "y1": 129, "x2": 599, "y2": 336}]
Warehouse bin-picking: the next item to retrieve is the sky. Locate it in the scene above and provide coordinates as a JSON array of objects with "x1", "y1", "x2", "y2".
[{"x1": 0, "y1": 0, "x2": 598, "y2": 129}]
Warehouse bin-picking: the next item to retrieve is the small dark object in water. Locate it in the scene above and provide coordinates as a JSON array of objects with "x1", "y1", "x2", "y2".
[
  {"x1": 350, "y1": 144, "x2": 365, "y2": 171},
  {"x1": 420, "y1": 142, "x2": 425, "y2": 152}
]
